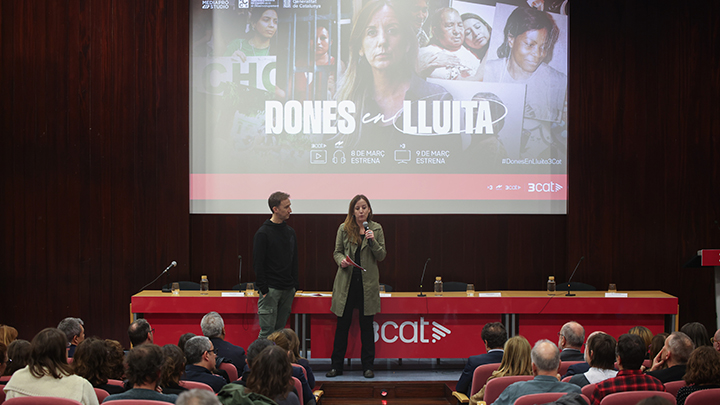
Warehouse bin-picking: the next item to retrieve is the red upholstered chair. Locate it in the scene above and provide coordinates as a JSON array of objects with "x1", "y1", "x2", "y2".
[
  {"x1": 512, "y1": 392, "x2": 568, "y2": 405},
  {"x1": 93, "y1": 387, "x2": 110, "y2": 404},
  {"x1": 178, "y1": 379, "x2": 215, "y2": 392},
  {"x1": 643, "y1": 359, "x2": 652, "y2": 369},
  {"x1": 470, "y1": 363, "x2": 502, "y2": 398},
  {"x1": 561, "y1": 376, "x2": 572, "y2": 382},
  {"x1": 684, "y1": 388, "x2": 720, "y2": 405},
  {"x1": 292, "y1": 376, "x2": 304, "y2": 405},
  {"x1": 558, "y1": 361, "x2": 584, "y2": 377},
  {"x1": 664, "y1": 380, "x2": 686, "y2": 397},
  {"x1": 219, "y1": 362, "x2": 239, "y2": 382},
  {"x1": 0, "y1": 375, "x2": 11, "y2": 382},
  {"x1": 89, "y1": 401, "x2": 169, "y2": 405},
  {"x1": 581, "y1": 383, "x2": 597, "y2": 399},
  {"x1": 4, "y1": 398, "x2": 83, "y2": 405},
  {"x1": 484, "y1": 375, "x2": 534, "y2": 405},
  {"x1": 0, "y1": 389, "x2": 5, "y2": 404},
  {"x1": 106, "y1": 379, "x2": 124, "y2": 387},
  {"x1": 599, "y1": 391, "x2": 676, "y2": 405}
]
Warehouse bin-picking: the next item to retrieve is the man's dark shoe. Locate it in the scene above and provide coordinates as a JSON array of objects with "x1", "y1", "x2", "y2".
[
  {"x1": 326, "y1": 369, "x2": 343, "y2": 377},
  {"x1": 364, "y1": 369, "x2": 374, "y2": 378}
]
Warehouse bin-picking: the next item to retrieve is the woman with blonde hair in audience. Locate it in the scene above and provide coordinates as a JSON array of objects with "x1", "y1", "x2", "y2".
[
  {"x1": 469, "y1": 335, "x2": 532, "y2": 404},
  {"x1": 268, "y1": 328, "x2": 315, "y2": 388},
  {"x1": 4, "y1": 328, "x2": 99, "y2": 405},
  {"x1": 72, "y1": 337, "x2": 126, "y2": 394},
  {"x1": 629, "y1": 326, "x2": 653, "y2": 359},
  {"x1": 0, "y1": 325, "x2": 18, "y2": 347},
  {"x1": 676, "y1": 346, "x2": 720, "y2": 405}
]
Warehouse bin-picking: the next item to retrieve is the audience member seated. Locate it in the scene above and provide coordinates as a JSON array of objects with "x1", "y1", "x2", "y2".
[
  {"x1": 647, "y1": 331, "x2": 693, "y2": 383},
  {"x1": 713, "y1": 328, "x2": 720, "y2": 352},
  {"x1": 182, "y1": 336, "x2": 227, "y2": 393},
  {"x1": 561, "y1": 328, "x2": 593, "y2": 379},
  {"x1": 469, "y1": 335, "x2": 532, "y2": 404},
  {"x1": 568, "y1": 332, "x2": 617, "y2": 387},
  {"x1": 2, "y1": 339, "x2": 30, "y2": 380},
  {"x1": 649, "y1": 333, "x2": 669, "y2": 368},
  {"x1": 268, "y1": 328, "x2": 316, "y2": 388},
  {"x1": 0, "y1": 325, "x2": 18, "y2": 347},
  {"x1": 590, "y1": 333, "x2": 665, "y2": 405},
  {"x1": 201, "y1": 312, "x2": 246, "y2": 374},
  {"x1": 72, "y1": 337, "x2": 126, "y2": 394},
  {"x1": 128, "y1": 318, "x2": 154, "y2": 347},
  {"x1": 456, "y1": 322, "x2": 508, "y2": 397},
  {"x1": 261, "y1": 333, "x2": 315, "y2": 404},
  {"x1": 680, "y1": 322, "x2": 711, "y2": 348},
  {"x1": 161, "y1": 344, "x2": 188, "y2": 395},
  {"x1": 675, "y1": 346, "x2": 720, "y2": 405},
  {"x1": 492, "y1": 339, "x2": 581, "y2": 405},
  {"x1": 0, "y1": 343, "x2": 7, "y2": 377},
  {"x1": 558, "y1": 321, "x2": 586, "y2": 361},
  {"x1": 3, "y1": 328, "x2": 99, "y2": 405},
  {"x1": 244, "y1": 346, "x2": 300, "y2": 405},
  {"x1": 58, "y1": 317, "x2": 85, "y2": 357},
  {"x1": 629, "y1": 325, "x2": 654, "y2": 359},
  {"x1": 238, "y1": 339, "x2": 275, "y2": 383},
  {"x1": 179, "y1": 333, "x2": 196, "y2": 352},
  {"x1": 104, "y1": 344, "x2": 178, "y2": 403},
  {"x1": 104, "y1": 339, "x2": 126, "y2": 381},
  {"x1": 177, "y1": 388, "x2": 222, "y2": 405}
]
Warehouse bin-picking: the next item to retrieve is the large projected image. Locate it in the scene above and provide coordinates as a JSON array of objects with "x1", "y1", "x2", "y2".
[{"x1": 190, "y1": 0, "x2": 569, "y2": 214}]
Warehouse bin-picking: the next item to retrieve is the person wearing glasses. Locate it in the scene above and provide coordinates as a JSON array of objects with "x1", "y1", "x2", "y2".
[
  {"x1": 557, "y1": 321, "x2": 585, "y2": 361},
  {"x1": 128, "y1": 319, "x2": 154, "y2": 347},
  {"x1": 181, "y1": 336, "x2": 227, "y2": 393}
]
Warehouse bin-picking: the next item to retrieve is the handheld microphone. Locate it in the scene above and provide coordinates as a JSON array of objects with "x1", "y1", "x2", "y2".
[
  {"x1": 363, "y1": 221, "x2": 373, "y2": 246},
  {"x1": 140, "y1": 260, "x2": 177, "y2": 294},
  {"x1": 417, "y1": 258, "x2": 431, "y2": 297},
  {"x1": 565, "y1": 256, "x2": 584, "y2": 296}
]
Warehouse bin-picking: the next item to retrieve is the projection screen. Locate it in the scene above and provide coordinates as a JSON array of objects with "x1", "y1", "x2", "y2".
[{"x1": 190, "y1": 0, "x2": 569, "y2": 214}]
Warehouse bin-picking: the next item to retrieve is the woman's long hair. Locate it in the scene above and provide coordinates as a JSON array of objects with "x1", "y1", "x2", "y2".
[
  {"x1": 246, "y1": 345, "x2": 294, "y2": 400},
  {"x1": 28, "y1": 328, "x2": 73, "y2": 379},
  {"x1": 268, "y1": 329, "x2": 302, "y2": 363},
  {"x1": 496, "y1": 335, "x2": 532, "y2": 376},
  {"x1": 343, "y1": 194, "x2": 373, "y2": 246},
  {"x1": 461, "y1": 13, "x2": 492, "y2": 61},
  {"x1": 160, "y1": 344, "x2": 186, "y2": 388},
  {"x1": 684, "y1": 346, "x2": 720, "y2": 385},
  {"x1": 73, "y1": 337, "x2": 110, "y2": 386}
]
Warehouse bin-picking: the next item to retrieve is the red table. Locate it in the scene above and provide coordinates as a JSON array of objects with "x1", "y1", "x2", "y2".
[{"x1": 131, "y1": 290, "x2": 677, "y2": 359}]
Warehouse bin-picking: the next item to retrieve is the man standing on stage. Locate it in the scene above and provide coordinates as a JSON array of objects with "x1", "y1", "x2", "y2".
[{"x1": 253, "y1": 191, "x2": 299, "y2": 339}]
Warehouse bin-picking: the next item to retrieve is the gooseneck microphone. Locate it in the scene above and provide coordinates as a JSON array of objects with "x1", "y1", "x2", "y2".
[
  {"x1": 238, "y1": 255, "x2": 243, "y2": 287},
  {"x1": 565, "y1": 256, "x2": 584, "y2": 297},
  {"x1": 363, "y1": 221, "x2": 373, "y2": 246},
  {"x1": 140, "y1": 260, "x2": 177, "y2": 294},
  {"x1": 417, "y1": 258, "x2": 431, "y2": 297}
]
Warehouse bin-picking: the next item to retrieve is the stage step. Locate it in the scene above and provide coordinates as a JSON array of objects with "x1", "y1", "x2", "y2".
[{"x1": 317, "y1": 381, "x2": 454, "y2": 405}]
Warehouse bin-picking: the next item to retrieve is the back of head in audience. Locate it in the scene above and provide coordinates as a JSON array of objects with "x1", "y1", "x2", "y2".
[
  {"x1": 587, "y1": 332, "x2": 616, "y2": 370},
  {"x1": 649, "y1": 333, "x2": 668, "y2": 361},
  {"x1": 245, "y1": 345, "x2": 293, "y2": 400},
  {"x1": 201, "y1": 312, "x2": 225, "y2": 339},
  {"x1": 0, "y1": 325, "x2": 18, "y2": 347},
  {"x1": 616, "y1": 333, "x2": 646, "y2": 370},
  {"x1": 559, "y1": 321, "x2": 585, "y2": 350},
  {"x1": 531, "y1": 339, "x2": 561, "y2": 374},
  {"x1": 161, "y1": 344, "x2": 187, "y2": 388},
  {"x1": 665, "y1": 331, "x2": 694, "y2": 366},
  {"x1": 267, "y1": 330, "x2": 295, "y2": 362},
  {"x1": 105, "y1": 339, "x2": 126, "y2": 380},
  {"x1": 73, "y1": 337, "x2": 111, "y2": 386},
  {"x1": 57, "y1": 317, "x2": 85, "y2": 347},
  {"x1": 482, "y1": 322, "x2": 508, "y2": 350},
  {"x1": 498, "y1": 335, "x2": 532, "y2": 375},
  {"x1": 126, "y1": 343, "x2": 164, "y2": 388},
  {"x1": 628, "y1": 326, "x2": 653, "y2": 353},
  {"x1": 128, "y1": 318, "x2": 153, "y2": 347},
  {"x1": 178, "y1": 332, "x2": 197, "y2": 353},
  {"x1": 246, "y1": 338, "x2": 275, "y2": 366},
  {"x1": 5, "y1": 339, "x2": 31, "y2": 376},
  {"x1": 29, "y1": 327, "x2": 74, "y2": 379},
  {"x1": 185, "y1": 336, "x2": 213, "y2": 367},
  {"x1": 281, "y1": 328, "x2": 303, "y2": 361},
  {"x1": 680, "y1": 322, "x2": 711, "y2": 348},
  {"x1": 683, "y1": 345, "x2": 720, "y2": 386},
  {"x1": 176, "y1": 388, "x2": 222, "y2": 405}
]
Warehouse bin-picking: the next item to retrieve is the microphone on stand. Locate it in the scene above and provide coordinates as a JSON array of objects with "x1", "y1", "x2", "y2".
[
  {"x1": 417, "y1": 258, "x2": 431, "y2": 297},
  {"x1": 238, "y1": 255, "x2": 243, "y2": 290},
  {"x1": 565, "y1": 256, "x2": 585, "y2": 296},
  {"x1": 363, "y1": 221, "x2": 373, "y2": 246},
  {"x1": 138, "y1": 261, "x2": 177, "y2": 294}
]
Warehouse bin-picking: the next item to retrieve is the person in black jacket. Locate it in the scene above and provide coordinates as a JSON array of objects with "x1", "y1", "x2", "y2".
[{"x1": 253, "y1": 191, "x2": 299, "y2": 339}]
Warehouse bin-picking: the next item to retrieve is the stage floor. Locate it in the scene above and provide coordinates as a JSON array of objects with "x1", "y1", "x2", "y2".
[{"x1": 310, "y1": 356, "x2": 465, "y2": 383}]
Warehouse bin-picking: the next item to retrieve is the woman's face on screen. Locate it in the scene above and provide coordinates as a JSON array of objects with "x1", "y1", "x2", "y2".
[
  {"x1": 254, "y1": 10, "x2": 278, "y2": 40},
  {"x1": 463, "y1": 18, "x2": 489, "y2": 50},
  {"x1": 359, "y1": 5, "x2": 404, "y2": 71},
  {"x1": 508, "y1": 28, "x2": 548, "y2": 73}
]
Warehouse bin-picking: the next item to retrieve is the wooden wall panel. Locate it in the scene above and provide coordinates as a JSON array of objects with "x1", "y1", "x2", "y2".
[{"x1": 0, "y1": 0, "x2": 718, "y2": 347}]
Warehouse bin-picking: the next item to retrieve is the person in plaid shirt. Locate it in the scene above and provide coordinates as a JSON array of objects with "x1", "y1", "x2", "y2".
[{"x1": 590, "y1": 334, "x2": 665, "y2": 405}]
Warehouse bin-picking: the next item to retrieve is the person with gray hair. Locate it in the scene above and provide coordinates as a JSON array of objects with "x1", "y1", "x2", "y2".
[
  {"x1": 558, "y1": 321, "x2": 585, "y2": 361},
  {"x1": 176, "y1": 388, "x2": 222, "y2": 405},
  {"x1": 201, "y1": 311, "x2": 246, "y2": 374},
  {"x1": 57, "y1": 317, "x2": 84, "y2": 357},
  {"x1": 181, "y1": 336, "x2": 227, "y2": 393},
  {"x1": 492, "y1": 339, "x2": 581, "y2": 405},
  {"x1": 647, "y1": 331, "x2": 694, "y2": 383}
]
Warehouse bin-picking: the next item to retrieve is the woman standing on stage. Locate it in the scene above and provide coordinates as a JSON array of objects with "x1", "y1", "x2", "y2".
[{"x1": 326, "y1": 194, "x2": 386, "y2": 379}]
